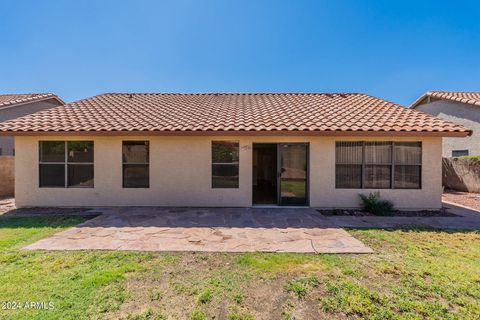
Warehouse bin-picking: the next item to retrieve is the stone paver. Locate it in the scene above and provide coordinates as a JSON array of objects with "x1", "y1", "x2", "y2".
[
  {"x1": 23, "y1": 207, "x2": 373, "y2": 254},
  {"x1": 18, "y1": 200, "x2": 480, "y2": 254}
]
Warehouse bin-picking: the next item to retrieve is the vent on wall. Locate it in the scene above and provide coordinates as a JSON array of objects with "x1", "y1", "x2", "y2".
[{"x1": 452, "y1": 150, "x2": 469, "y2": 157}]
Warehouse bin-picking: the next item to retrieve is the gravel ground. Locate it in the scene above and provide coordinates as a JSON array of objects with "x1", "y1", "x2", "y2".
[
  {"x1": 317, "y1": 208, "x2": 455, "y2": 217},
  {"x1": 0, "y1": 197, "x2": 15, "y2": 215},
  {"x1": 443, "y1": 190, "x2": 480, "y2": 211},
  {"x1": 0, "y1": 198, "x2": 94, "y2": 216}
]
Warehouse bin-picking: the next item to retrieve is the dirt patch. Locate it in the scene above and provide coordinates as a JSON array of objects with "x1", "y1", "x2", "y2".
[
  {"x1": 317, "y1": 208, "x2": 457, "y2": 217},
  {"x1": 1, "y1": 198, "x2": 99, "y2": 217},
  {"x1": 106, "y1": 253, "x2": 331, "y2": 319},
  {"x1": 443, "y1": 190, "x2": 480, "y2": 211}
]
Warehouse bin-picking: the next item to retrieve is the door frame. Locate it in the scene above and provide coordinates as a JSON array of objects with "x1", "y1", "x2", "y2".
[{"x1": 252, "y1": 142, "x2": 310, "y2": 206}]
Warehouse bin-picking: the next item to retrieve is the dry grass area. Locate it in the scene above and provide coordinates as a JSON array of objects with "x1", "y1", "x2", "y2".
[{"x1": 0, "y1": 215, "x2": 479, "y2": 319}]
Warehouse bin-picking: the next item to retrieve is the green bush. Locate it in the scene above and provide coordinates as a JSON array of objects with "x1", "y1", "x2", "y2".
[
  {"x1": 284, "y1": 276, "x2": 320, "y2": 298},
  {"x1": 359, "y1": 192, "x2": 394, "y2": 216},
  {"x1": 459, "y1": 155, "x2": 480, "y2": 163},
  {"x1": 197, "y1": 289, "x2": 213, "y2": 304}
]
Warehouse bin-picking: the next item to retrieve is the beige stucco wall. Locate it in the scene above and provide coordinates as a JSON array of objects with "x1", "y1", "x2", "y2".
[
  {"x1": 0, "y1": 98, "x2": 63, "y2": 155},
  {"x1": 14, "y1": 135, "x2": 443, "y2": 209},
  {"x1": 416, "y1": 100, "x2": 480, "y2": 157}
]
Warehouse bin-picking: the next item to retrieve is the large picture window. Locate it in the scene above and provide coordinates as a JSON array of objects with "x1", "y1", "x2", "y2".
[
  {"x1": 335, "y1": 141, "x2": 421, "y2": 189},
  {"x1": 212, "y1": 141, "x2": 239, "y2": 188},
  {"x1": 122, "y1": 141, "x2": 149, "y2": 188},
  {"x1": 39, "y1": 141, "x2": 94, "y2": 188}
]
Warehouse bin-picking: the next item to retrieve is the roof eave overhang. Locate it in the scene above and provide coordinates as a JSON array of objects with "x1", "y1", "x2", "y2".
[
  {"x1": 0, "y1": 96, "x2": 65, "y2": 111},
  {"x1": 409, "y1": 93, "x2": 429, "y2": 109},
  {"x1": 0, "y1": 130, "x2": 471, "y2": 138},
  {"x1": 410, "y1": 92, "x2": 480, "y2": 109}
]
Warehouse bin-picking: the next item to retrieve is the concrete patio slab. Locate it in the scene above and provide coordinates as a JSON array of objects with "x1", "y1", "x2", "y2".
[{"x1": 23, "y1": 207, "x2": 373, "y2": 254}]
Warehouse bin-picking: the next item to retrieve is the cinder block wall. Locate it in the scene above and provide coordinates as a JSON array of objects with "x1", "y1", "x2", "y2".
[{"x1": 0, "y1": 156, "x2": 14, "y2": 197}]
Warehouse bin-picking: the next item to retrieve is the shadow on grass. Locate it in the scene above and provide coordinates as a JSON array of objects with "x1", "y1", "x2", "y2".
[
  {"x1": 0, "y1": 215, "x2": 93, "y2": 229},
  {"x1": 2, "y1": 207, "x2": 96, "y2": 217}
]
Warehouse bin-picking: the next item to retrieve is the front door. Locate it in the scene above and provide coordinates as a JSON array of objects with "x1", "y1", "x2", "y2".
[{"x1": 252, "y1": 143, "x2": 308, "y2": 206}]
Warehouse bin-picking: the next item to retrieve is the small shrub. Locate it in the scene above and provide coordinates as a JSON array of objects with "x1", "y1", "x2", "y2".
[
  {"x1": 359, "y1": 192, "x2": 394, "y2": 216},
  {"x1": 189, "y1": 309, "x2": 206, "y2": 320},
  {"x1": 233, "y1": 292, "x2": 244, "y2": 304},
  {"x1": 228, "y1": 308, "x2": 255, "y2": 320},
  {"x1": 285, "y1": 276, "x2": 320, "y2": 298},
  {"x1": 459, "y1": 155, "x2": 480, "y2": 162},
  {"x1": 197, "y1": 289, "x2": 213, "y2": 304}
]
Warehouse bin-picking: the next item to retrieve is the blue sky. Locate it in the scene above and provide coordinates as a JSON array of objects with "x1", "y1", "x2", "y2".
[{"x1": 0, "y1": 0, "x2": 479, "y2": 105}]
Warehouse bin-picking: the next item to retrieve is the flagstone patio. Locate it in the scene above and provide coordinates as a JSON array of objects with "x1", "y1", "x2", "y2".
[{"x1": 23, "y1": 207, "x2": 373, "y2": 254}]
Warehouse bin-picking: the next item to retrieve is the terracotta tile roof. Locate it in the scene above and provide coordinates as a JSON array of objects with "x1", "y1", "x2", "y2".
[
  {"x1": 0, "y1": 93, "x2": 64, "y2": 109},
  {"x1": 0, "y1": 93, "x2": 472, "y2": 136},
  {"x1": 411, "y1": 91, "x2": 480, "y2": 108}
]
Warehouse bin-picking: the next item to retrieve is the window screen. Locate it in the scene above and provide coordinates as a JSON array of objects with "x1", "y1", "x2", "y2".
[
  {"x1": 335, "y1": 142, "x2": 363, "y2": 188},
  {"x1": 364, "y1": 142, "x2": 392, "y2": 188},
  {"x1": 393, "y1": 142, "x2": 421, "y2": 189},
  {"x1": 122, "y1": 141, "x2": 149, "y2": 188},
  {"x1": 335, "y1": 141, "x2": 421, "y2": 189},
  {"x1": 212, "y1": 141, "x2": 239, "y2": 188}
]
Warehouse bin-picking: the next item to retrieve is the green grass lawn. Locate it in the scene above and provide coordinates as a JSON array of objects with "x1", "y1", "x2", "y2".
[{"x1": 0, "y1": 216, "x2": 479, "y2": 319}]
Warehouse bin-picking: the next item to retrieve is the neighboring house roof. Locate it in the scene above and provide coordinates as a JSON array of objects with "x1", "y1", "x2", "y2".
[
  {"x1": 410, "y1": 91, "x2": 480, "y2": 109},
  {"x1": 0, "y1": 93, "x2": 472, "y2": 136},
  {"x1": 0, "y1": 93, "x2": 64, "y2": 110}
]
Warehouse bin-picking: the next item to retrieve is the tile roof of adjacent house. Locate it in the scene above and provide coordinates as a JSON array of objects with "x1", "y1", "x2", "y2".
[
  {"x1": 0, "y1": 93, "x2": 472, "y2": 136},
  {"x1": 0, "y1": 93, "x2": 64, "y2": 109},
  {"x1": 410, "y1": 91, "x2": 480, "y2": 108}
]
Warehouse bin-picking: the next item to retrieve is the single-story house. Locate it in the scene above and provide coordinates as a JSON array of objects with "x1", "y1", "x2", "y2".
[
  {"x1": 0, "y1": 93, "x2": 64, "y2": 155},
  {"x1": 0, "y1": 93, "x2": 471, "y2": 209},
  {"x1": 411, "y1": 91, "x2": 480, "y2": 157}
]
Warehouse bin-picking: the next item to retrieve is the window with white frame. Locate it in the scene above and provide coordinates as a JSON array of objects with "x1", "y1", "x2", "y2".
[
  {"x1": 335, "y1": 141, "x2": 421, "y2": 189},
  {"x1": 39, "y1": 141, "x2": 94, "y2": 188}
]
